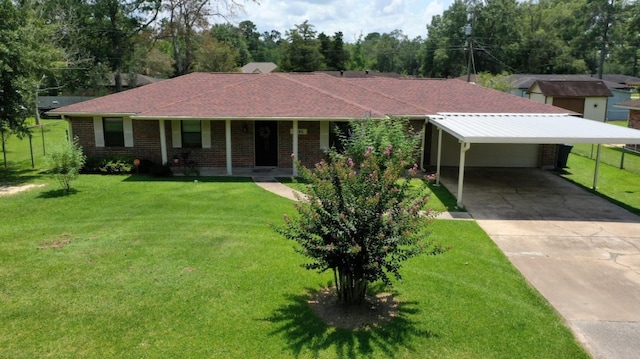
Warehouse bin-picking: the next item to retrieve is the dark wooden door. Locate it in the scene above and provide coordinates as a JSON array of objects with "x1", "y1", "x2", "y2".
[
  {"x1": 255, "y1": 121, "x2": 278, "y2": 166},
  {"x1": 552, "y1": 97, "x2": 585, "y2": 115}
]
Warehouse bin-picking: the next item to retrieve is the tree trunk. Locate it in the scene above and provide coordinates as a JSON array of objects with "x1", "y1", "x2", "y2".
[{"x1": 335, "y1": 267, "x2": 367, "y2": 305}]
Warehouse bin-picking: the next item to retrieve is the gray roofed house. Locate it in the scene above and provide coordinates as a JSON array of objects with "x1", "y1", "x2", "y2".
[
  {"x1": 527, "y1": 80, "x2": 612, "y2": 122},
  {"x1": 241, "y1": 62, "x2": 278, "y2": 73},
  {"x1": 508, "y1": 74, "x2": 632, "y2": 120}
]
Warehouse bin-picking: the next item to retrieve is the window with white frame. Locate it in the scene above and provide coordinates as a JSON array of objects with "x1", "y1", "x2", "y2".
[
  {"x1": 103, "y1": 117, "x2": 124, "y2": 147},
  {"x1": 181, "y1": 120, "x2": 202, "y2": 148}
]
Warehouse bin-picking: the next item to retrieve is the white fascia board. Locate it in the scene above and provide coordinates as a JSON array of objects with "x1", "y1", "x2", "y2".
[
  {"x1": 429, "y1": 113, "x2": 640, "y2": 145},
  {"x1": 51, "y1": 112, "x2": 137, "y2": 117}
]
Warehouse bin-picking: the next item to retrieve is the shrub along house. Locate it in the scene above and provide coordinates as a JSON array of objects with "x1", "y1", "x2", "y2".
[{"x1": 50, "y1": 72, "x2": 640, "y2": 205}]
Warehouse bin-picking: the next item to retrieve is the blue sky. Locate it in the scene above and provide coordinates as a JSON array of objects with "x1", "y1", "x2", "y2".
[{"x1": 235, "y1": 0, "x2": 455, "y2": 41}]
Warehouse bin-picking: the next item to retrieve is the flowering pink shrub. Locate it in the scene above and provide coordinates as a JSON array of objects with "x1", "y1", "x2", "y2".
[{"x1": 276, "y1": 140, "x2": 445, "y2": 305}]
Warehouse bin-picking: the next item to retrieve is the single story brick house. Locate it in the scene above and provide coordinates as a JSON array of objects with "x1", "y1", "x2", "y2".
[{"x1": 50, "y1": 72, "x2": 638, "y2": 178}]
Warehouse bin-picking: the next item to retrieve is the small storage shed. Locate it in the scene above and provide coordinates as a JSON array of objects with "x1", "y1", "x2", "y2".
[{"x1": 527, "y1": 80, "x2": 613, "y2": 122}]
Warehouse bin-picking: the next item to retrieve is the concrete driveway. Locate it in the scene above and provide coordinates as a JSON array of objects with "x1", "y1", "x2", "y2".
[{"x1": 439, "y1": 168, "x2": 640, "y2": 359}]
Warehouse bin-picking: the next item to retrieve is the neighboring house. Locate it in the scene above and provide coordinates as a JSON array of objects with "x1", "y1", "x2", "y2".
[
  {"x1": 108, "y1": 73, "x2": 161, "y2": 92},
  {"x1": 526, "y1": 80, "x2": 612, "y2": 122},
  {"x1": 615, "y1": 99, "x2": 640, "y2": 152},
  {"x1": 318, "y1": 70, "x2": 402, "y2": 78},
  {"x1": 241, "y1": 62, "x2": 278, "y2": 73},
  {"x1": 39, "y1": 73, "x2": 161, "y2": 118},
  {"x1": 601, "y1": 74, "x2": 640, "y2": 88},
  {"x1": 38, "y1": 96, "x2": 94, "y2": 119},
  {"x1": 509, "y1": 75, "x2": 628, "y2": 120},
  {"x1": 50, "y1": 72, "x2": 640, "y2": 177}
]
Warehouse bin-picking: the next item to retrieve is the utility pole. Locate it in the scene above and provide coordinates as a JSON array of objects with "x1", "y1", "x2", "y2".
[{"x1": 465, "y1": 24, "x2": 473, "y2": 82}]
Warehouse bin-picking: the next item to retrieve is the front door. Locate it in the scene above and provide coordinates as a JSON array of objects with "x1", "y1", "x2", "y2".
[{"x1": 255, "y1": 121, "x2": 278, "y2": 166}]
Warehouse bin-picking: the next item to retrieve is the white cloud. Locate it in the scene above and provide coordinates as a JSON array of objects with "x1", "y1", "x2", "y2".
[
  {"x1": 233, "y1": 0, "x2": 453, "y2": 41},
  {"x1": 383, "y1": 0, "x2": 404, "y2": 14}
]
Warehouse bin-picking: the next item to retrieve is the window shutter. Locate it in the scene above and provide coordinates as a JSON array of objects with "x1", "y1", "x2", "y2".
[
  {"x1": 171, "y1": 120, "x2": 182, "y2": 148},
  {"x1": 123, "y1": 118, "x2": 134, "y2": 147},
  {"x1": 320, "y1": 121, "x2": 329, "y2": 150},
  {"x1": 201, "y1": 120, "x2": 211, "y2": 148},
  {"x1": 93, "y1": 117, "x2": 105, "y2": 147}
]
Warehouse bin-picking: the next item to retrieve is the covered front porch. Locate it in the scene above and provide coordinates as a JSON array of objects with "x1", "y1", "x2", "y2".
[{"x1": 177, "y1": 166, "x2": 296, "y2": 178}]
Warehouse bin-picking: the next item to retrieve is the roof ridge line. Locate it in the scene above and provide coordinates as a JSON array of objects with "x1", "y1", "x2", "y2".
[
  {"x1": 342, "y1": 77, "x2": 436, "y2": 114},
  {"x1": 277, "y1": 73, "x2": 386, "y2": 118}
]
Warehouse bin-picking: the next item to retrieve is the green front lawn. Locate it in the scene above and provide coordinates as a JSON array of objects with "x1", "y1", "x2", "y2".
[
  {"x1": 0, "y1": 119, "x2": 69, "y2": 185},
  {"x1": 0, "y1": 175, "x2": 588, "y2": 358},
  {"x1": 563, "y1": 146, "x2": 640, "y2": 215},
  {"x1": 279, "y1": 176, "x2": 461, "y2": 213}
]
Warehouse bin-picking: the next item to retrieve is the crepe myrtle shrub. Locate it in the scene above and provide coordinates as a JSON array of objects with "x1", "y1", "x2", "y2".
[
  {"x1": 338, "y1": 117, "x2": 422, "y2": 168},
  {"x1": 276, "y1": 148, "x2": 444, "y2": 305},
  {"x1": 46, "y1": 136, "x2": 86, "y2": 193}
]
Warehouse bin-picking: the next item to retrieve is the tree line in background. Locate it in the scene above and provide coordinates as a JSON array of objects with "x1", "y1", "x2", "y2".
[{"x1": 1, "y1": 0, "x2": 639, "y2": 134}]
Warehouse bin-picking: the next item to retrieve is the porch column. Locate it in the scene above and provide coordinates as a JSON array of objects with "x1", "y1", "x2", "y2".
[
  {"x1": 159, "y1": 119, "x2": 168, "y2": 164},
  {"x1": 435, "y1": 128, "x2": 443, "y2": 186},
  {"x1": 292, "y1": 120, "x2": 299, "y2": 176},
  {"x1": 420, "y1": 120, "x2": 427, "y2": 171},
  {"x1": 225, "y1": 119, "x2": 232, "y2": 175},
  {"x1": 457, "y1": 142, "x2": 471, "y2": 209}
]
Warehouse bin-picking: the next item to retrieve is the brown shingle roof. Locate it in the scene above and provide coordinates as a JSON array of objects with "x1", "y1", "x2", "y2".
[
  {"x1": 528, "y1": 80, "x2": 613, "y2": 97},
  {"x1": 51, "y1": 72, "x2": 570, "y2": 118},
  {"x1": 615, "y1": 99, "x2": 640, "y2": 109}
]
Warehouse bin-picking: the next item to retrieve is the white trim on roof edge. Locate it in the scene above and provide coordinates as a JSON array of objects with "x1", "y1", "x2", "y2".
[{"x1": 429, "y1": 113, "x2": 640, "y2": 144}]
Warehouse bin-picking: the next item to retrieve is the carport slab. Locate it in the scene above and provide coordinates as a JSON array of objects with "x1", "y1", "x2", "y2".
[{"x1": 439, "y1": 168, "x2": 640, "y2": 359}]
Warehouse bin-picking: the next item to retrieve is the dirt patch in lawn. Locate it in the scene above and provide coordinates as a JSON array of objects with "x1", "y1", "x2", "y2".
[
  {"x1": 38, "y1": 233, "x2": 74, "y2": 250},
  {"x1": 308, "y1": 287, "x2": 399, "y2": 330},
  {"x1": 0, "y1": 184, "x2": 45, "y2": 196}
]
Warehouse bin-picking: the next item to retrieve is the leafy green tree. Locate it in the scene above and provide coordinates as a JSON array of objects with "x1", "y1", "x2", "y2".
[
  {"x1": 0, "y1": 0, "x2": 65, "y2": 134},
  {"x1": 474, "y1": 71, "x2": 513, "y2": 92},
  {"x1": 257, "y1": 30, "x2": 282, "y2": 64},
  {"x1": 345, "y1": 35, "x2": 369, "y2": 70},
  {"x1": 193, "y1": 32, "x2": 239, "y2": 72},
  {"x1": 276, "y1": 118, "x2": 444, "y2": 305},
  {"x1": 328, "y1": 32, "x2": 349, "y2": 71},
  {"x1": 210, "y1": 23, "x2": 250, "y2": 66},
  {"x1": 46, "y1": 137, "x2": 86, "y2": 193},
  {"x1": 420, "y1": 0, "x2": 468, "y2": 77},
  {"x1": 89, "y1": 0, "x2": 161, "y2": 92},
  {"x1": 279, "y1": 21, "x2": 323, "y2": 72},
  {"x1": 239, "y1": 20, "x2": 262, "y2": 61},
  {"x1": 0, "y1": 0, "x2": 30, "y2": 135}
]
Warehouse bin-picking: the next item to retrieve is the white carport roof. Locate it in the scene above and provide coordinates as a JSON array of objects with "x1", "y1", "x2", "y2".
[
  {"x1": 428, "y1": 113, "x2": 640, "y2": 208},
  {"x1": 429, "y1": 113, "x2": 640, "y2": 144}
]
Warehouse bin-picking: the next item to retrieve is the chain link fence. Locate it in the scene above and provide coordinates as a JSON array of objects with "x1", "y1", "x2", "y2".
[
  {"x1": 1, "y1": 120, "x2": 69, "y2": 171},
  {"x1": 571, "y1": 143, "x2": 640, "y2": 177}
]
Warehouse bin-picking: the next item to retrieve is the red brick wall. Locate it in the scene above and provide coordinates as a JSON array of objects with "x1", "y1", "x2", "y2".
[
  {"x1": 231, "y1": 121, "x2": 254, "y2": 166},
  {"x1": 277, "y1": 121, "x2": 324, "y2": 169},
  {"x1": 540, "y1": 144, "x2": 557, "y2": 168},
  {"x1": 70, "y1": 117, "x2": 326, "y2": 169},
  {"x1": 70, "y1": 117, "x2": 162, "y2": 162}
]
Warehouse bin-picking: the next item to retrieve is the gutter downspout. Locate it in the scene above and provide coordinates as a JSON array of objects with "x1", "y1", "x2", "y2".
[{"x1": 457, "y1": 141, "x2": 471, "y2": 208}]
